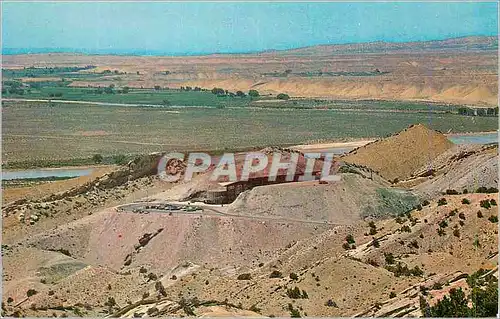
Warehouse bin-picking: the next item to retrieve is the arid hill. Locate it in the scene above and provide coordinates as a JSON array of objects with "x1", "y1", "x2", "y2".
[
  {"x1": 2, "y1": 125, "x2": 498, "y2": 317},
  {"x1": 341, "y1": 124, "x2": 453, "y2": 181},
  {"x1": 266, "y1": 36, "x2": 498, "y2": 56},
  {"x1": 3, "y1": 36, "x2": 497, "y2": 105}
]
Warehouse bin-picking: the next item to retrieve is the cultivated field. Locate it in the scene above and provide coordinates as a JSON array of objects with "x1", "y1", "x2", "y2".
[{"x1": 3, "y1": 101, "x2": 497, "y2": 165}]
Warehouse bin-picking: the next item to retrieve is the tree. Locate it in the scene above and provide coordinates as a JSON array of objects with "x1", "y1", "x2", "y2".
[
  {"x1": 211, "y1": 87, "x2": 225, "y2": 95},
  {"x1": 92, "y1": 154, "x2": 103, "y2": 164},
  {"x1": 104, "y1": 85, "x2": 114, "y2": 94},
  {"x1": 154, "y1": 85, "x2": 161, "y2": 91},
  {"x1": 236, "y1": 90, "x2": 245, "y2": 97},
  {"x1": 420, "y1": 270, "x2": 498, "y2": 317},
  {"x1": 277, "y1": 93, "x2": 290, "y2": 100},
  {"x1": 248, "y1": 89, "x2": 259, "y2": 97},
  {"x1": 121, "y1": 86, "x2": 130, "y2": 94}
]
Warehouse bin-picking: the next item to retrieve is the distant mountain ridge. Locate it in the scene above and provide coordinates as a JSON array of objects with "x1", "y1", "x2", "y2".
[
  {"x1": 263, "y1": 36, "x2": 498, "y2": 56},
  {"x1": 3, "y1": 36, "x2": 497, "y2": 57}
]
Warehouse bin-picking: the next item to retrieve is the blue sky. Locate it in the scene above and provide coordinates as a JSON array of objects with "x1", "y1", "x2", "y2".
[{"x1": 2, "y1": 2, "x2": 498, "y2": 55}]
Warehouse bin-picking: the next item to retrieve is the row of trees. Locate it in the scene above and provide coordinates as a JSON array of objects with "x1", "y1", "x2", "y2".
[
  {"x1": 458, "y1": 106, "x2": 498, "y2": 117},
  {"x1": 210, "y1": 88, "x2": 290, "y2": 100}
]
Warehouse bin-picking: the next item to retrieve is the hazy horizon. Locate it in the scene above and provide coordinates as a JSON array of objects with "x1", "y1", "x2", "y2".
[
  {"x1": 2, "y1": 34, "x2": 498, "y2": 57},
  {"x1": 2, "y1": 2, "x2": 498, "y2": 56}
]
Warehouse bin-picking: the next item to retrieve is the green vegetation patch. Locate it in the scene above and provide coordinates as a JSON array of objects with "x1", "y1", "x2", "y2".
[{"x1": 362, "y1": 188, "x2": 420, "y2": 218}]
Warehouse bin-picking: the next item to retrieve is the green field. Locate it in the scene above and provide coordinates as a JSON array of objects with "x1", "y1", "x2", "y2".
[
  {"x1": 3, "y1": 101, "x2": 497, "y2": 167},
  {"x1": 3, "y1": 84, "x2": 463, "y2": 112}
]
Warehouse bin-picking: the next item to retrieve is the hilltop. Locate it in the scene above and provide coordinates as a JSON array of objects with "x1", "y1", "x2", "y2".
[
  {"x1": 341, "y1": 124, "x2": 453, "y2": 182},
  {"x1": 265, "y1": 36, "x2": 498, "y2": 56}
]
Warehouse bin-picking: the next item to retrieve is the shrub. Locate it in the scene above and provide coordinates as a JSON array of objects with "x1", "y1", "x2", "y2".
[
  {"x1": 342, "y1": 242, "x2": 351, "y2": 250},
  {"x1": 345, "y1": 234, "x2": 355, "y2": 244},
  {"x1": 384, "y1": 253, "x2": 395, "y2": 265},
  {"x1": 437, "y1": 228, "x2": 446, "y2": 236},
  {"x1": 155, "y1": 281, "x2": 167, "y2": 296},
  {"x1": 477, "y1": 187, "x2": 498, "y2": 194},
  {"x1": 269, "y1": 270, "x2": 283, "y2": 278},
  {"x1": 459, "y1": 213, "x2": 466, "y2": 220},
  {"x1": 462, "y1": 198, "x2": 471, "y2": 205},
  {"x1": 301, "y1": 290, "x2": 309, "y2": 299},
  {"x1": 422, "y1": 200, "x2": 430, "y2": 206},
  {"x1": 477, "y1": 211, "x2": 484, "y2": 218},
  {"x1": 372, "y1": 238, "x2": 380, "y2": 248},
  {"x1": 147, "y1": 307, "x2": 158, "y2": 316},
  {"x1": 400, "y1": 225, "x2": 411, "y2": 233},
  {"x1": 473, "y1": 237, "x2": 481, "y2": 248},
  {"x1": 237, "y1": 273, "x2": 252, "y2": 280},
  {"x1": 453, "y1": 229, "x2": 460, "y2": 238},
  {"x1": 290, "y1": 308, "x2": 301, "y2": 318},
  {"x1": 490, "y1": 199, "x2": 497, "y2": 206},
  {"x1": 437, "y1": 198, "x2": 447, "y2": 206},
  {"x1": 147, "y1": 273, "x2": 158, "y2": 281},
  {"x1": 367, "y1": 259, "x2": 379, "y2": 267},
  {"x1": 289, "y1": 273, "x2": 299, "y2": 280},
  {"x1": 480, "y1": 200, "x2": 492, "y2": 209},
  {"x1": 395, "y1": 216, "x2": 405, "y2": 224},
  {"x1": 26, "y1": 289, "x2": 38, "y2": 297},
  {"x1": 488, "y1": 215, "x2": 498, "y2": 223},
  {"x1": 325, "y1": 299, "x2": 337, "y2": 307},
  {"x1": 104, "y1": 297, "x2": 116, "y2": 308},
  {"x1": 389, "y1": 292, "x2": 397, "y2": 298},
  {"x1": 409, "y1": 240, "x2": 419, "y2": 249},
  {"x1": 432, "y1": 282, "x2": 443, "y2": 290},
  {"x1": 446, "y1": 189, "x2": 458, "y2": 195},
  {"x1": 462, "y1": 189, "x2": 468, "y2": 194},
  {"x1": 385, "y1": 263, "x2": 423, "y2": 277},
  {"x1": 438, "y1": 220, "x2": 448, "y2": 228},
  {"x1": 286, "y1": 287, "x2": 305, "y2": 299}
]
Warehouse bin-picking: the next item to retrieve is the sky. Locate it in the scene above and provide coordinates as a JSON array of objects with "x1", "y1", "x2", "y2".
[{"x1": 2, "y1": 1, "x2": 498, "y2": 55}]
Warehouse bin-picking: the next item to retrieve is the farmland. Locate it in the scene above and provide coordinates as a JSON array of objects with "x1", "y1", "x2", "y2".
[
  {"x1": 3, "y1": 100, "x2": 497, "y2": 167},
  {"x1": 3, "y1": 77, "x2": 468, "y2": 112}
]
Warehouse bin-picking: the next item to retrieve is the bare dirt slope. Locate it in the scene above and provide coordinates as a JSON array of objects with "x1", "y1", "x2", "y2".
[
  {"x1": 413, "y1": 144, "x2": 498, "y2": 198},
  {"x1": 341, "y1": 124, "x2": 453, "y2": 181},
  {"x1": 227, "y1": 173, "x2": 418, "y2": 222},
  {"x1": 83, "y1": 192, "x2": 496, "y2": 318}
]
